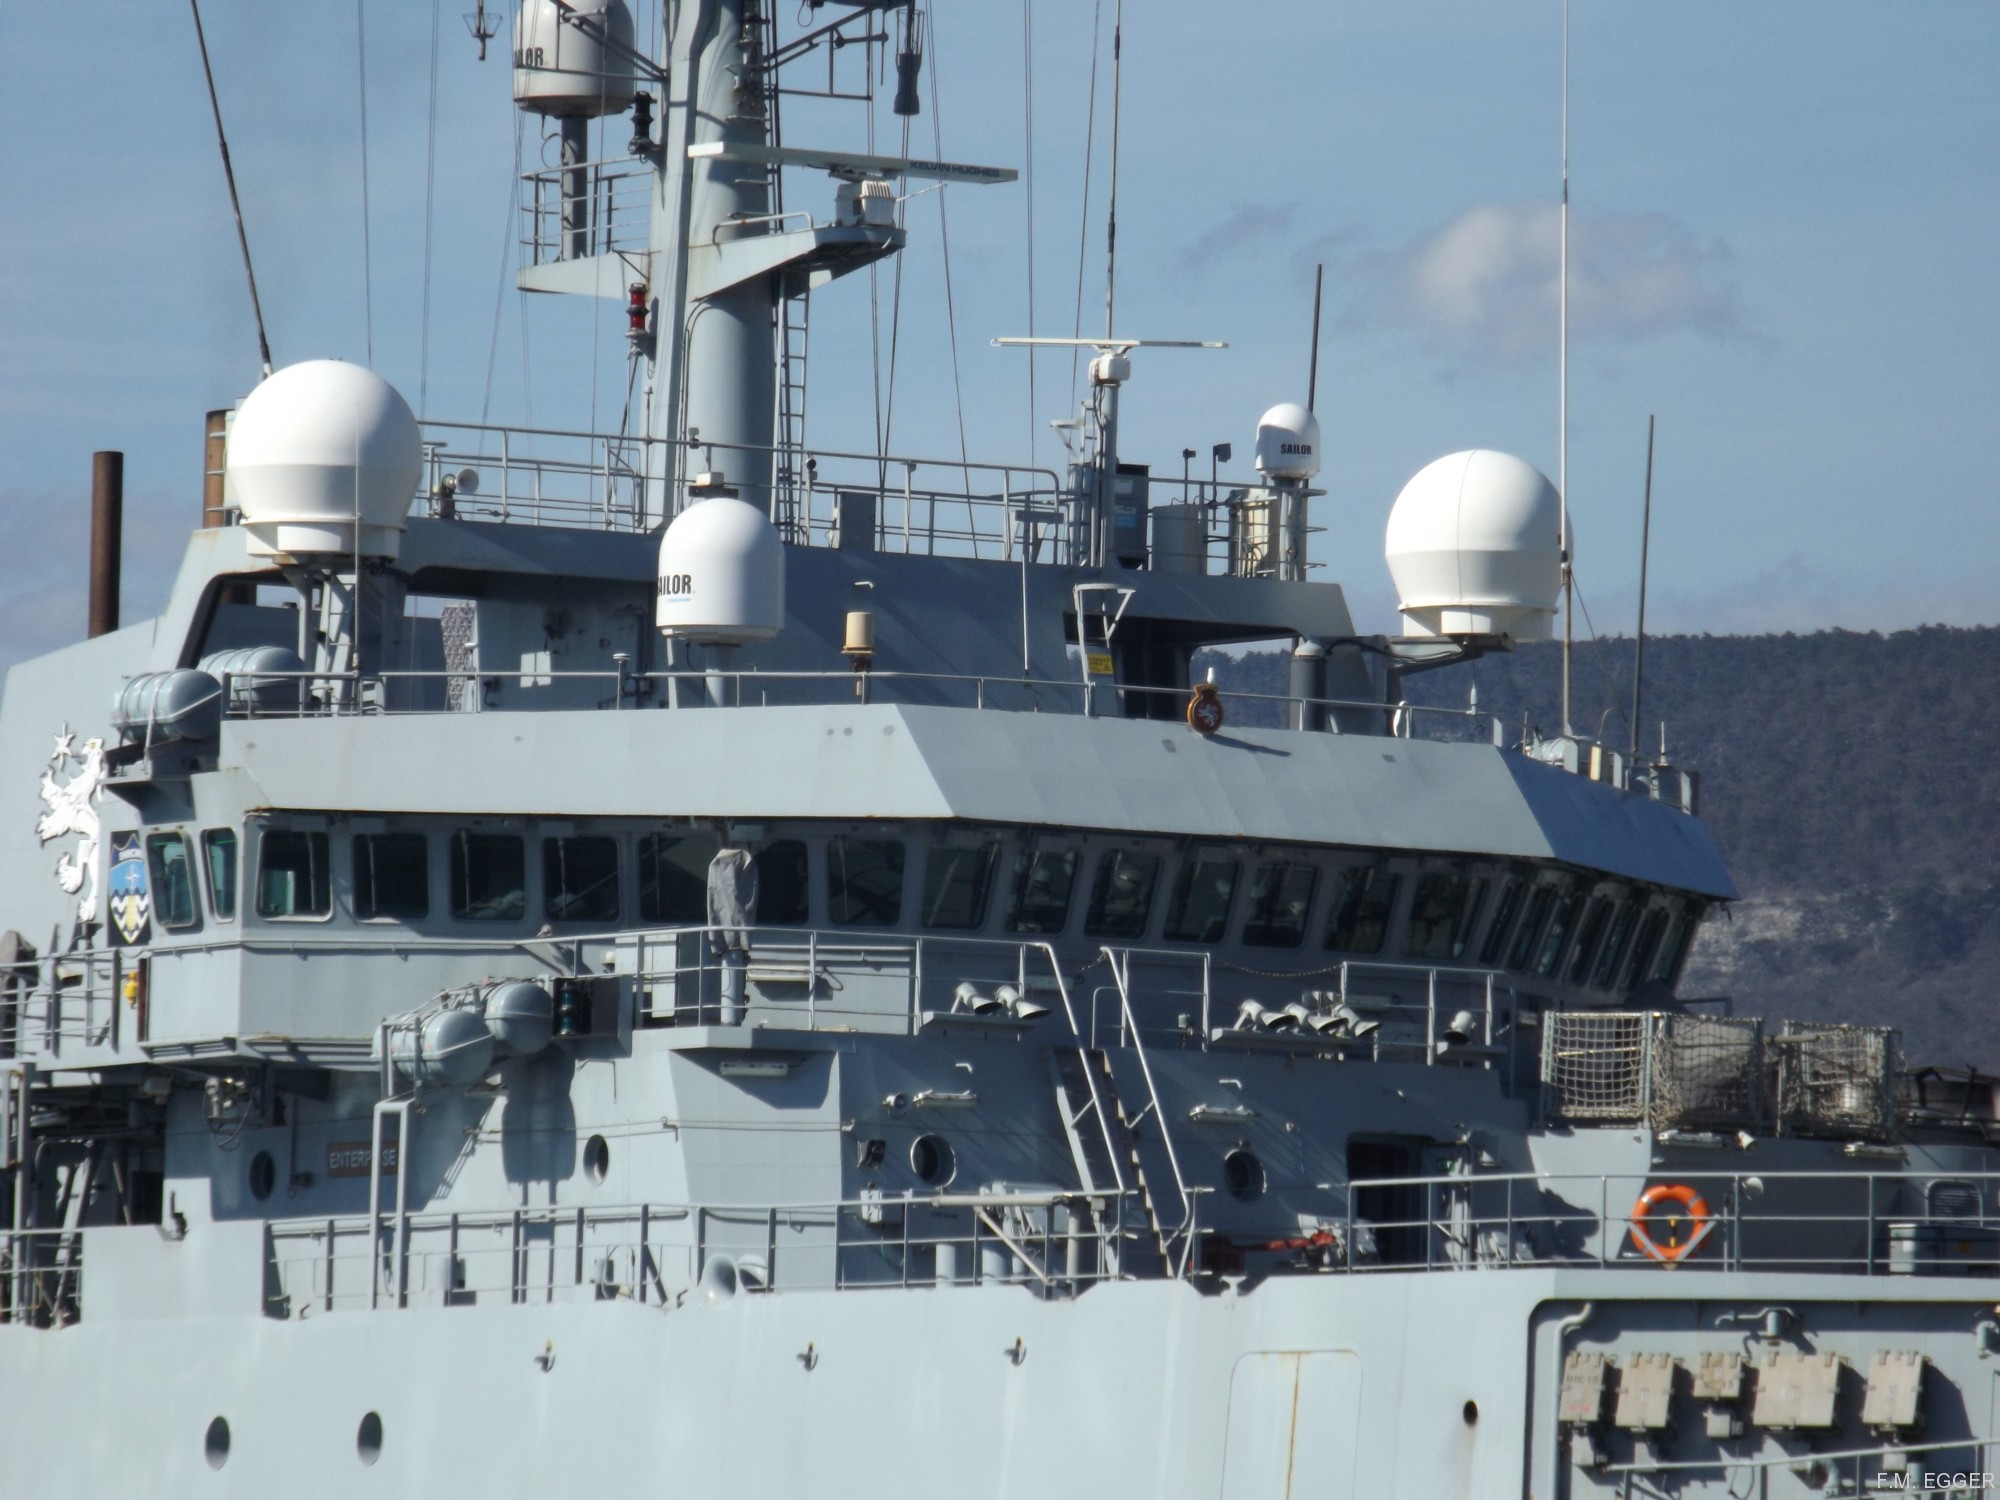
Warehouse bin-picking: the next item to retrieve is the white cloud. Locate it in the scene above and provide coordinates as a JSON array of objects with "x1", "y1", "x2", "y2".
[{"x1": 1339, "y1": 200, "x2": 1746, "y2": 366}]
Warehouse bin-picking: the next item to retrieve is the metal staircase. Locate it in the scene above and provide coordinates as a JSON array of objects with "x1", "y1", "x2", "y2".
[{"x1": 1051, "y1": 1046, "x2": 1175, "y2": 1275}]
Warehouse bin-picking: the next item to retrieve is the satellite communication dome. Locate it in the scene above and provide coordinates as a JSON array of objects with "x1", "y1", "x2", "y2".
[
  {"x1": 513, "y1": 0, "x2": 637, "y2": 119},
  {"x1": 1254, "y1": 402, "x2": 1321, "y2": 481},
  {"x1": 656, "y1": 496, "x2": 786, "y2": 645},
  {"x1": 227, "y1": 360, "x2": 422, "y2": 563},
  {"x1": 1384, "y1": 450, "x2": 1562, "y2": 640}
]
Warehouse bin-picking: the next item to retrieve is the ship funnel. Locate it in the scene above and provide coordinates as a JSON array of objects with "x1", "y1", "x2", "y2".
[
  {"x1": 656, "y1": 484, "x2": 786, "y2": 646},
  {"x1": 1384, "y1": 450, "x2": 1561, "y2": 640},
  {"x1": 226, "y1": 361, "x2": 421, "y2": 564}
]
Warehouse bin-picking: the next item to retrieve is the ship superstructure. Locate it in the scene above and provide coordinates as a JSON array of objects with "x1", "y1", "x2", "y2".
[{"x1": 3, "y1": 5, "x2": 1998, "y2": 1497}]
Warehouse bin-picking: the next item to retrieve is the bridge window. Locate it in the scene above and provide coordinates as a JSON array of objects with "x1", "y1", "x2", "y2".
[
  {"x1": 920, "y1": 839, "x2": 1000, "y2": 931},
  {"x1": 1404, "y1": 873, "x2": 1488, "y2": 961},
  {"x1": 449, "y1": 832, "x2": 526, "y2": 921},
  {"x1": 1622, "y1": 907, "x2": 1670, "y2": 991},
  {"x1": 1591, "y1": 896, "x2": 1641, "y2": 990},
  {"x1": 1506, "y1": 884, "x2": 1558, "y2": 972},
  {"x1": 638, "y1": 832, "x2": 718, "y2": 924},
  {"x1": 1651, "y1": 902, "x2": 1703, "y2": 985},
  {"x1": 1242, "y1": 860, "x2": 1317, "y2": 948},
  {"x1": 1564, "y1": 895, "x2": 1614, "y2": 984},
  {"x1": 754, "y1": 840, "x2": 811, "y2": 926},
  {"x1": 829, "y1": 837, "x2": 905, "y2": 926},
  {"x1": 257, "y1": 829, "x2": 330, "y2": 918},
  {"x1": 145, "y1": 832, "x2": 200, "y2": 930},
  {"x1": 1003, "y1": 847, "x2": 1077, "y2": 935},
  {"x1": 202, "y1": 829, "x2": 238, "y2": 921},
  {"x1": 1323, "y1": 864, "x2": 1400, "y2": 955},
  {"x1": 1084, "y1": 850, "x2": 1160, "y2": 939},
  {"x1": 354, "y1": 833, "x2": 430, "y2": 920},
  {"x1": 1164, "y1": 855, "x2": 1239, "y2": 943},
  {"x1": 1532, "y1": 882, "x2": 1587, "y2": 978},
  {"x1": 544, "y1": 836, "x2": 620, "y2": 924},
  {"x1": 1478, "y1": 876, "x2": 1525, "y2": 966}
]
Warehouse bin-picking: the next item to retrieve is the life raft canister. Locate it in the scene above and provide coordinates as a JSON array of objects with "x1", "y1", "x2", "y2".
[{"x1": 1628, "y1": 1182, "x2": 1714, "y2": 1264}]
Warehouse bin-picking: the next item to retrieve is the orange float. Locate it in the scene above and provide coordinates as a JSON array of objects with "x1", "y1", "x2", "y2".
[{"x1": 1628, "y1": 1182, "x2": 1714, "y2": 1264}]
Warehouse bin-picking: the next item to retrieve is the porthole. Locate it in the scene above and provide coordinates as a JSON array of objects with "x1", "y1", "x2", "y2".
[
  {"x1": 1462, "y1": 1399, "x2": 1479, "y2": 1426},
  {"x1": 1223, "y1": 1148, "x2": 1265, "y2": 1203},
  {"x1": 356, "y1": 1411, "x2": 384, "y2": 1465},
  {"x1": 248, "y1": 1150, "x2": 276, "y2": 1202},
  {"x1": 204, "y1": 1416, "x2": 231, "y2": 1469},
  {"x1": 583, "y1": 1134, "x2": 610, "y2": 1184},
  {"x1": 910, "y1": 1134, "x2": 956, "y2": 1187}
]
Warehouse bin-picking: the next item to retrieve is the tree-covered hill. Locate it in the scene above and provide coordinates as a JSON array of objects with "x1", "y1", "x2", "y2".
[{"x1": 1199, "y1": 627, "x2": 2000, "y2": 1067}]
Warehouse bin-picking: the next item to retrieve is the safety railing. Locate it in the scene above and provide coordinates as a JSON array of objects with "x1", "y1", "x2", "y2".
[
  {"x1": 413, "y1": 420, "x2": 1071, "y2": 563},
  {"x1": 1208, "y1": 1169, "x2": 2000, "y2": 1281},
  {"x1": 1202, "y1": 958, "x2": 1520, "y2": 1074},
  {"x1": 0, "y1": 1228, "x2": 83, "y2": 1328},
  {"x1": 263, "y1": 1188, "x2": 1142, "y2": 1316},
  {"x1": 9, "y1": 950, "x2": 129, "y2": 1057},
  {"x1": 521, "y1": 155, "x2": 654, "y2": 267},
  {"x1": 198, "y1": 661, "x2": 1506, "y2": 740}
]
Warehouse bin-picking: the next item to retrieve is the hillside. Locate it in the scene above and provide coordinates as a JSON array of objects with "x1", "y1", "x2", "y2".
[{"x1": 1198, "y1": 627, "x2": 2000, "y2": 1068}]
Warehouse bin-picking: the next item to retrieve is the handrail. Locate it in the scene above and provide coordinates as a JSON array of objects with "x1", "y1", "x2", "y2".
[
  {"x1": 200, "y1": 663, "x2": 1508, "y2": 744},
  {"x1": 1103, "y1": 947, "x2": 1195, "y2": 1258}
]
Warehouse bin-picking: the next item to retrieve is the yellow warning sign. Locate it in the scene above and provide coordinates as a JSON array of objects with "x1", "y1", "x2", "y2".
[{"x1": 1085, "y1": 651, "x2": 1114, "y2": 677}]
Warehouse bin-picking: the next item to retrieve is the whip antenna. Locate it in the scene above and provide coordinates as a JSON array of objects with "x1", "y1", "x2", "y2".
[
  {"x1": 1558, "y1": 0, "x2": 1572, "y2": 734},
  {"x1": 188, "y1": 0, "x2": 273, "y2": 379},
  {"x1": 1307, "y1": 262, "x2": 1324, "y2": 412},
  {"x1": 1629, "y1": 414, "x2": 1656, "y2": 766}
]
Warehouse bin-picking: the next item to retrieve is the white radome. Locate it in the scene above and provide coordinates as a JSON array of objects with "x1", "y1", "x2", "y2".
[
  {"x1": 226, "y1": 360, "x2": 422, "y2": 562},
  {"x1": 1254, "y1": 402, "x2": 1321, "y2": 481},
  {"x1": 513, "y1": 0, "x2": 637, "y2": 119},
  {"x1": 656, "y1": 496, "x2": 786, "y2": 646},
  {"x1": 1384, "y1": 449, "x2": 1562, "y2": 639}
]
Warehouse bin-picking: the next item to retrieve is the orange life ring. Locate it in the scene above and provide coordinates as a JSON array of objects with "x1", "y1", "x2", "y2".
[{"x1": 1629, "y1": 1182, "x2": 1713, "y2": 1264}]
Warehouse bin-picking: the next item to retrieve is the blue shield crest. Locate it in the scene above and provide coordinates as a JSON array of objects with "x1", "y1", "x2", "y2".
[{"x1": 107, "y1": 831, "x2": 151, "y2": 946}]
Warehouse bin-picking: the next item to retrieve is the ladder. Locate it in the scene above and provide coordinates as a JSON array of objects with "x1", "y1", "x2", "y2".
[
  {"x1": 773, "y1": 289, "x2": 811, "y2": 540},
  {"x1": 1051, "y1": 1047, "x2": 1174, "y2": 1275}
]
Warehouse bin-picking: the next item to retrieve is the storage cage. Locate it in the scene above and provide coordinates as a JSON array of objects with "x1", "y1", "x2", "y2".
[
  {"x1": 1541, "y1": 1011, "x2": 1764, "y2": 1132},
  {"x1": 1772, "y1": 1022, "x2": 1899, "y2": 1141}
]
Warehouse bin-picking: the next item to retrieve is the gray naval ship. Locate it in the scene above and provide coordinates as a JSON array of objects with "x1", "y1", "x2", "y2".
[{"x1": 4, "y1": 3, "x2": 1998, "y2": 1496}]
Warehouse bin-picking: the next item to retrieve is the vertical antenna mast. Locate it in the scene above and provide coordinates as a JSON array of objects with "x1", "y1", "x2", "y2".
[
  {"x1": 1307, "y1": 262, "x2": 1324, "y2": 412},
  {"x1": 1629, "y1": 414, "x2": 1656, "y2": 765},
  {"x1": 1558, "y1": 0, "x2": 1573, "y2": 735},
  {"x1": 1103, "y1": 0, "x2": 1123, "y2": 338},
  {"x1": 188, "y1": 0, "x2": 273, "y2": 378}
]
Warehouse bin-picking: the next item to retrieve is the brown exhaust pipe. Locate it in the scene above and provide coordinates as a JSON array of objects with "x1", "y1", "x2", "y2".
[{"x1": 88, "y1": 451, "x2": 124, "y2": 639}]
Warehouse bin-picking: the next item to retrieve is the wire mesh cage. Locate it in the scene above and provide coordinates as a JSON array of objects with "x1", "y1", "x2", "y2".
[
  {"x1": 1647, "y1": 1013, "x2": 1763, "y2": 1131},
  {"x1": 1542, "y1": 1012, "x2": 1652, "y2": 1122},
  {"x1": 1542, "y1": 1011, "x2": 1767, "y2": 1130},
  {"x1": 1774, "y1": 1022, "x2": 1900, "y2": 1140}
]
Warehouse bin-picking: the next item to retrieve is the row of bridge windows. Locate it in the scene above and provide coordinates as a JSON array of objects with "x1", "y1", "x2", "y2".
[{"x1": 139, "y1": 821, "x2": 1700, "y2": 992}]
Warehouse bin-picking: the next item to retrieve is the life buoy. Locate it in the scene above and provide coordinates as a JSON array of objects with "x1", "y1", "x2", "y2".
[{"x1": 1629, "y1": 1182, "x2": 1713, "y2": 1264}]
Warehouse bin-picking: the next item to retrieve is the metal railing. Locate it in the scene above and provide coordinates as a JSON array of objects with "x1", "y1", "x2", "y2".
[
  {"x1": 200, "y1": 661, "x2": 1505, "y2": 740},
  {"x1": 1220, "y1": 1168, "x2": 2000, "y2": 1281},
  {"x1": 0, "y1": 1229, "x2": 82, "y2": 1328},
  {"x1": 521, "y1": 155, "x2": 654, "y2": 267},
  {"x1": 264, "y1": 1188, "x2": 1141, "y2": 1316},
  {"x1": 415, "y1": 420, "x2": 1070, "y2": 562}
]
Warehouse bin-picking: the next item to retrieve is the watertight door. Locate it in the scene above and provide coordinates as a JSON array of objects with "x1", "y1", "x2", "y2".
[{"x1": 1220, "y1": 1350, "x2": 1363, "y2": 1500}]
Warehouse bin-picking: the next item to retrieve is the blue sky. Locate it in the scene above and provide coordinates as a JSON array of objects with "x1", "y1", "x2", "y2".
[{"x1": 1, "y1": 0, "x2": 1995, "y2": 673}]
